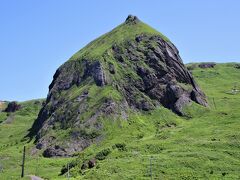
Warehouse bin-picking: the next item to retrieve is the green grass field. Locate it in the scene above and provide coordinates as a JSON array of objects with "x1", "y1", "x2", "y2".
[{"x1": 0, "y1": 63, "x2": 240, "y2": 179}]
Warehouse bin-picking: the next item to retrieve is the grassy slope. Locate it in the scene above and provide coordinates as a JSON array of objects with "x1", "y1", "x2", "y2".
[
  {"x1": 0, "y1": 102, "x2": 7, "y2": 123},
  {"x1": 70, "y1": 63, "x2": 240, "y2": 179},
  {"x1": 0, "y1": 63, "x2": 240, "y2": 179},
  {"x1": 69, "y1": 21, "x2": 170, "y2": 61},
  {"x1": 0, "y1": 100, "x2": 72, "y2": 180}
]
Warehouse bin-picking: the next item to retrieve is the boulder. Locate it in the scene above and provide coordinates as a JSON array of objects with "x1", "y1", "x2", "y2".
[
  {"x1": 125, "y1": 15, "x2": 140, "y2": 24},
  {"x1": 43, "y1": 145, "x2": 68, "y2": 158},
  {"x1": 4, "y1": 101, "x2": 21, "y2": 112},
  {"x1": 88, "y1": 158, "x2": 97, "y2": 168}
]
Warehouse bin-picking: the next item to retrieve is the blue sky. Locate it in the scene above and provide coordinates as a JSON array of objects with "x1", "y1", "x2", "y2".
[{"x1": 0, "y1": 0, "x2": 240, "y2": 101}]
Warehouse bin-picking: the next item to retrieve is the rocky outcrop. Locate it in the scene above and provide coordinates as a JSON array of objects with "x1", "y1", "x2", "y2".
[
  {"x1": 92, "y1": 61, "x2": 107, "y2": 86},
  {"x1": 199, "y1": 63, "x2": 216, "y2": 68},
  {"x1": 47, "y1": 60, "x2": 107, "y2": 104},
  {"x1": 234, "y1": 64, "x2": 240, "y2": 69},
  {"x1": 4, "y1": 101, "x2": 21, "y2": 112},
  {"x1": 28, "y1": 15, "x2": 208, "y2": 157},
  {"x1": 88, "y1": 158, "x2": 97, "y2": 168},
  {"x1": 42, "y1": 145, "x2": 68, "y2": 157},
  {"x1": 125, "y1": 15, "x2": 140, "y2": 24},
  {"x1": 112, "y1": 34, "x2": 208, "y2": 114}
]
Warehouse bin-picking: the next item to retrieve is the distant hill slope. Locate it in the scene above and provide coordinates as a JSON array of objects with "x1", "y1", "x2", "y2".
[
  {"x1": 0, "y1": 63, "x2": 240, "y2": 179},
  {"x1": 0, "y1": 101, "x2": 6, "y2": 111}
]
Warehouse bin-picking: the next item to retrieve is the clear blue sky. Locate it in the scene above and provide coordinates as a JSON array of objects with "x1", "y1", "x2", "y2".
[{"x1": 0, "y1": 0, "x2": 240, "y2": 101}]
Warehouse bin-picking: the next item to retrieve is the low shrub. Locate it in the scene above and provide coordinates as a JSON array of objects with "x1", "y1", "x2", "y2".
[
  {"x1": 95, "y1": 148, "x2": 111, "y2": 160},
  {"x1": 112, "y1": 143, "x2": 127, "y2": 151}
]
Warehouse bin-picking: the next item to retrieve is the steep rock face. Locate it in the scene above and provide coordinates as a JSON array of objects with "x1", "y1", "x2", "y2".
[
  {"x1": 111, "y1": 34, "x2": 208, "y2": 113},
  {"x1": 29, "y1": 60, "x2": 110, "y2": 156},
  {"x1": 29, "y1": 15, "x2": 208, "y2": 157}
]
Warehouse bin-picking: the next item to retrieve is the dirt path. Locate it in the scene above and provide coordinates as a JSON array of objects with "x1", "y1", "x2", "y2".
[
  {"x1": 29, "y1": 175, "x2": 44, "y2": 180},
  {"x1": 4, "y1": 114, "x2": 14, "y2": 124}
]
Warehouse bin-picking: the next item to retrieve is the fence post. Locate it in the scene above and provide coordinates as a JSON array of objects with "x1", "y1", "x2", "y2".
[
  {"x1": 149, "y1": 156, "x2": 153, "y2": 180},
  {"x1": 67, "y1": 163, "x2": 70, "y2": 180},
  {"x1": 21, "y1": 146, "x2": 26, "y2": 178},
  {"x1": 35, "y1": 157, "x2": 39, "y2": 176},
  {"x1": 212, "y1": 97, "x2": 216, "y2": 109},
  {"x1": 0, "y1": 162, "x2": 3, "y2": 173}
]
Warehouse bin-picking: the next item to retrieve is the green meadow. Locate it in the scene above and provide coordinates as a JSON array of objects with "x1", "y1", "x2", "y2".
[{"x1": 0, "y1": 63, "x2": 240, "y2": 179}]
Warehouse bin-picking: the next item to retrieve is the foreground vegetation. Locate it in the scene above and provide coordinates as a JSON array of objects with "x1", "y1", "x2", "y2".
[
  {"x1": 0, "y1": 100, "x2": 72, "y2": 179},
  {"x1": 0, "y1": 63, "x2": 240, "y2": 179}
]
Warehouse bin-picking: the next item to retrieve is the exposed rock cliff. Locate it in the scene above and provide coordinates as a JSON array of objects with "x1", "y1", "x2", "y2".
[{"x1": 28, "y1": 15, "x2": 208, "y2": 157}]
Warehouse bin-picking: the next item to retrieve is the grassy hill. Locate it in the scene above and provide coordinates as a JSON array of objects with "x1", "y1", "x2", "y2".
[
  {"x1": 0, "y1": 63, "x2": 240, "y2": 179},
  {"x1": 31, "y1": 15, "x2": 210, "y2": 160},
  {"x1": 70, "y1": 16, "x2": 170, "y2": 61}
]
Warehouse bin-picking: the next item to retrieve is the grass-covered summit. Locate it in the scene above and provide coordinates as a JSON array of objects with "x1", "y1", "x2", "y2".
[
  {"x1": 70, "y1": 15, "x2": 170, "y2": 60},
  {"x1": 27, "y1": 15, "x2": 207, "y2": 158}
]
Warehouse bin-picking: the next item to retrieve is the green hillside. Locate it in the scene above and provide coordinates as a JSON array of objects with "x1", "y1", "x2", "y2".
[
  {"x1": 29, "y1": 15, "x2": 209, "y2": 162},
  {"x1": 0, "y1": 63, "x2": 239, "y2": 179},
  {"x1": 70, "y1": 16, "x2": 170, "y2": 61}
]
